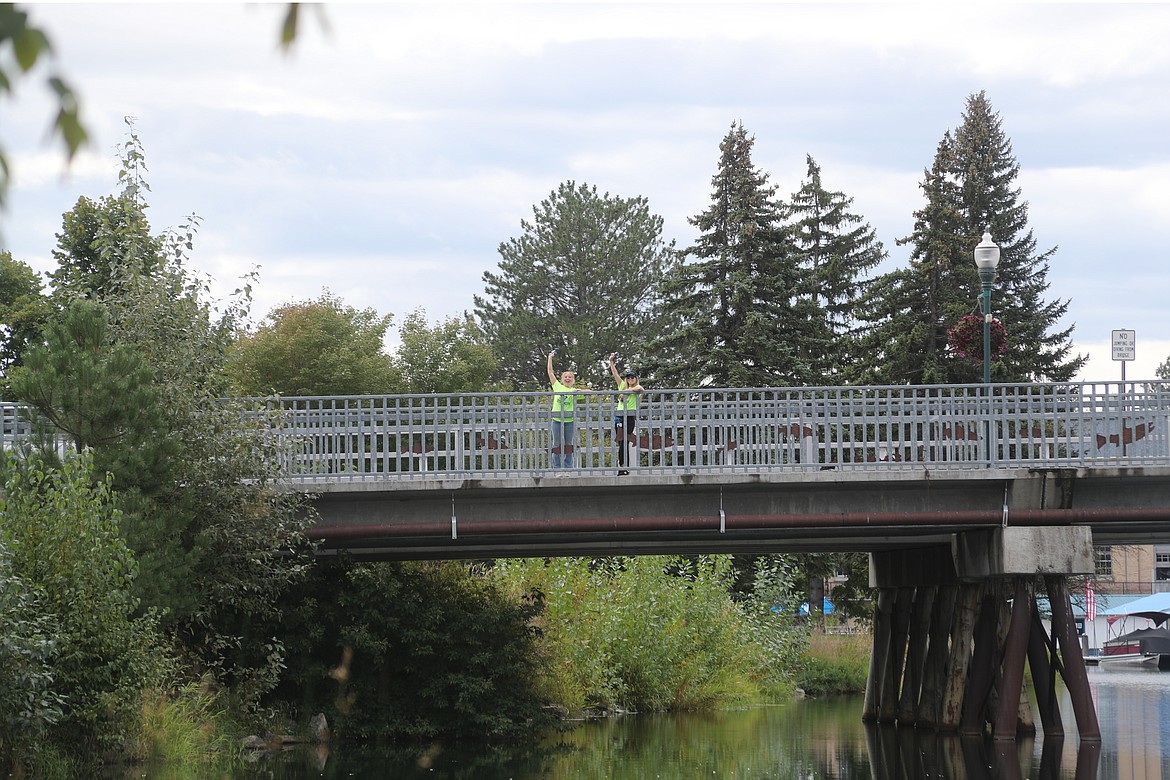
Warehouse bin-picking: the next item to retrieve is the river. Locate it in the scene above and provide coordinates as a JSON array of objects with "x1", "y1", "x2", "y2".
[{"x1": 234, "y1": 665, "x2": 1170, "y2": 779}]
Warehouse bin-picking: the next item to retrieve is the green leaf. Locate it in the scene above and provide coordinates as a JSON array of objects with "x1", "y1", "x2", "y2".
[
  {"x1": 13, "y1": 26, "x2": 50, "y2": 72},
  {"x1": 280, "y1": 3, "x2": 299, "y2": 51}
]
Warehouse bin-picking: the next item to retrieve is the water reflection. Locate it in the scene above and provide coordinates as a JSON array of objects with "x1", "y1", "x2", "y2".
[{"x1": 239, "y1": 666, "x2": 1170, "y2": 779}]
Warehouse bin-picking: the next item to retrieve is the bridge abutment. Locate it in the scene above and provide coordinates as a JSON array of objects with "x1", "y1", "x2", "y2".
[{"x1": 866, "y1": 526, "x2": 1100, "y2": 742}]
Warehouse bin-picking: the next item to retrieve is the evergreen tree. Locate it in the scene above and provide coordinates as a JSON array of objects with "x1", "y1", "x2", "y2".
[
  {"x1": 856, "y1": 140, "x2": 973, "y2": 384},
  {"x1": 859, "y1": 93, "x2": 1085, "y2": 384},
  {"x1": 475, "y1": 181, "x2": 676, "y2": 389},
  {"x1": 948, "y1": 91, "x2": 1085, "y2": 381},
  {"x1": 651, "y1": 123, "x2": 813, "y2": 387},
  {"x1": 8, "y1": 299, "x2": 178, "y2": 494},
  {"x1": 786, "y1": 155, "x2": 886, "y2": 384}
]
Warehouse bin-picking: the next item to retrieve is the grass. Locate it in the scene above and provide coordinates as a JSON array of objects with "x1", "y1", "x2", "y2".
[{"x1": 796, "y1": 631, "x2": 871, "y2": 696}]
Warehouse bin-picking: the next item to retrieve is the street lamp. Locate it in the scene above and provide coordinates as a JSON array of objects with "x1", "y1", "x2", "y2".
[{"x1": 973, "y1": 231, "x2": 1001, "y2": 387}]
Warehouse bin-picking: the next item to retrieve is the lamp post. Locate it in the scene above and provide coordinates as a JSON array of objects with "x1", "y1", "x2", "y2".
[
  {"x1": 973, "y1": 232, "x2": 1001, "y2": 387},
  {"x1": 974, "y1": 231, "x2": 1001, "y2": 467}
]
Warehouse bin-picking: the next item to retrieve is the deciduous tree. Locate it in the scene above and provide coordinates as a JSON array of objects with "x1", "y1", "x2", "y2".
[
  {"x1": 23, "y1": 127, "x2": 312, "y2": 714},
  {"x1": 0, "y1": 252, "x2": 49, "y2": 384},
  {"x1": 0, "y1": 449, "x2": 163, "y2": 757},
  {"x1": 396, "y1": 309, "x2": 496, "y2": 394},
  {"x1": 228, "y1": 290, "x2": 400, "y2": 396}
]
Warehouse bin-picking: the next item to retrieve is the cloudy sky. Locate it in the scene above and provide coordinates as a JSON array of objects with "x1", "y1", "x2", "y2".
[{"x1": 4, "y1": 2, "x2": 1168, "y2": 381}]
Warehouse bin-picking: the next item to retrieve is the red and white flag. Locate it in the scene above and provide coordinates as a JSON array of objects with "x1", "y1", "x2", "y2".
[{"x1": 1086, "y1": 584, "x2": 1097, "y2": 621}]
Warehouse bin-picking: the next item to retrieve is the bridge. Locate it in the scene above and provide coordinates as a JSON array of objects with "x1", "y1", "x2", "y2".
[
  {"x1": 246, "y1": 379, "x2": 1170, "y2": 743},
  {"x1": 225, "y1": 381, "x2": 1170, "y2": 561},
  {"x1": 6, "y1": 379, "x2": 1170, "y2": 741}
]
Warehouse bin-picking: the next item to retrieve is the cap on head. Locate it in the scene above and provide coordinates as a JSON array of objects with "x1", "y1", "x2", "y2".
[{"x1": 623, "y1": 369, "x2": 637, "y2": 378}]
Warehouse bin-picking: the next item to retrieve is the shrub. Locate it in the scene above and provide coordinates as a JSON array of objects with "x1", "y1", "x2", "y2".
[
  {"x1": 0, "y1": 449, "x2": 164, "y2": 757},
  {"x1": 490, "y1": 555, "x2": 804, "y2": 714}
]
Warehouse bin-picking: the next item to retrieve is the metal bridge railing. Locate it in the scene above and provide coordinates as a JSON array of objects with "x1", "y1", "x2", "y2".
[
  {"x1": 5, "y1": 381, "x2": 1167, "y2": 482},
  {"x1": 239, "y1": 380, "x2": 1170, "y2": 481}
]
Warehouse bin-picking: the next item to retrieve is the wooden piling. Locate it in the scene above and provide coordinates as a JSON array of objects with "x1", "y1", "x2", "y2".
[
  {"x1": 940, "y1": 582, "x2": 982, "y2": 730},
  {"x1": 919, "y1": 584, "x2": 958, "y2": 729},
  {"x1": 863, "y1": 587, "x2": 895, "y2": 722},
  {"x1": 1046, "y1": 576, "x2": 1101, "y2": 742},
  {"x1": 993, "y1": 577, "x2": 1033, "y2": 740},
  {"x1": 899, "y1": 585, "x2": 936, "y2": 725}
]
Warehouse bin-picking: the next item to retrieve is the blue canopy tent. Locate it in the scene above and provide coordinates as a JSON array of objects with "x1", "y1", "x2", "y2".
[{"x1": 1101, "y1": 592, "x2": 1170, "y2": 624}]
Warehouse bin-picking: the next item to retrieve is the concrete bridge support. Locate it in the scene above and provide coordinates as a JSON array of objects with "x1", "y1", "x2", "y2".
[{"x1": 864, "y1": 526, "x2": 1101, "y2": 742}]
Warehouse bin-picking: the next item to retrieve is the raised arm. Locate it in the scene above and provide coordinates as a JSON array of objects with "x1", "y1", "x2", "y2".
[
  {"x1": 547, "y1": 351, "x2": 557, "y2": 385},
  {"x1": 609, "y1": 352, "x2": 622, "y2": 385}
]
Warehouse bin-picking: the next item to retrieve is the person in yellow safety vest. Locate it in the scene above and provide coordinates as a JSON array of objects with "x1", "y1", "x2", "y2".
[
  {"x1": 608, "y1": 352, "x2": 644, "y2": 475},
  {"x1": 547, "y1": 351, "x2": 582, "y2": 469}
]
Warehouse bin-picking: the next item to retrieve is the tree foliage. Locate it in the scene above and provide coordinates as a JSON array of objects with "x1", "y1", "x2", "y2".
[
  {"x1": 489, "y1": 555, "x2": 803, "y2": 713},
  {"x1": 0, "y1": 251, "x2": 49, "y2": 384},
  {"x1": 0, "y1": 4, "x2": 87, "y2": 213},
  {"x1": 651, "y1": 123, "x2": 813, "y2": 388},
  {"x1": 396, "y1": 309, "x2": 497, "y2": 393},
  {"x1": 786, "y1": 155, "x2": 886, "y2": 384},
  {"x1": 228, "y1": 290, "x2": 399, "y2": 396},
  {"x1": 0, "y1": 539, "x2": 64, "y2": 768},
  {"x1": 856, "y1": 140, "x2": 972, "y2": 384},
  {"x1": 273, "y1": 558, "x2": 557, "y2": 742},
  {"x1": 859, "y1": 92, "x2": 1084, "y2": 385},
  {"x1": 476, "y1": 181, "x2": 676, "y2": 389},
  {"x1": 0, "y1": 449, "x2": 163, "y2": 757},
  {"x1": 949, "y1": 92, "x2": 1084, "y2": 381},
  {"x1": 20, "y1": 124, "x2": 313, "y2": 715},
  {"x1": 8, "y1": 299, "x2": 178, "y2": 493}
]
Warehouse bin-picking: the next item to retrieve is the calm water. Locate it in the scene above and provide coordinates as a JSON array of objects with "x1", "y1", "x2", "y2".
[{"x1": 236, "y1": 665, "x2": 1170, "y2": 779}]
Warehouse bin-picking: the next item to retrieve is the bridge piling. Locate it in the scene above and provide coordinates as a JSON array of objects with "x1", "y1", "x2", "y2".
[
  {"x1": 993, "y1": 577, "x2": 1034, "y2": 739},
  {"x1": 897, "y1": 585, "x2": 935, "y2": 724},
  {"x1": 1026, "y1": 603, "x2": 1064, "y2": 737},
  {"x1": 868, "y1": 526, "x2": 1099, "y2": 740},
  {"x1": 1045, "y1": 575, "x2": 1101, "y2": 742}
]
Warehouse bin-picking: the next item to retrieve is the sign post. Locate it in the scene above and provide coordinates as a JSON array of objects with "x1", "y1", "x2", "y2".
[
  {"x1": 1112, "y1": 329, "x2": 1136, "y2": 456},
  {"x1": 1111, "y1": 329, "x2": 1136, "y2": 382}
]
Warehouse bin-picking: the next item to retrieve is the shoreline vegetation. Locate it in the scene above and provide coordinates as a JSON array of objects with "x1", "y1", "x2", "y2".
[{"x1": 4, "y1": 510, "x2": 873, "y2": 777}]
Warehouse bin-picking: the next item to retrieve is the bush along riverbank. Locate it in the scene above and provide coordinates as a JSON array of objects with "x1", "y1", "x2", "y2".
[
  {"x1": 488, "y1": 555, "x2": 808, "y2": 715},
  {"x1": 264, "y1": 554, "x2": 812, "y2": 750}
]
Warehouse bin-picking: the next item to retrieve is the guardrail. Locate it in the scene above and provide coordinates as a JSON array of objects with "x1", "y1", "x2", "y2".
[
  {"x1": 238, "y1": 381, "x2": 1170, "y2": 481},
  {"x1": 6, "y1": 381, "x2": 1168, "y2": 482}
]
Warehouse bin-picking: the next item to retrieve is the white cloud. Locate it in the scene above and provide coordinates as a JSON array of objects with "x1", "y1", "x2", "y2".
[
  {"x1": 4, "y1": 2, "x2": 1168, "y2": 380},
  {"x1": 1075, "y1": 340, "x2": 1170, "y2": 382}
]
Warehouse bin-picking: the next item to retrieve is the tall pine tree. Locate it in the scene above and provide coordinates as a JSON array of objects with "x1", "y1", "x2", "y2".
[
  {"x1": 859, "y1": 93, "x2": 1085, "y2": 384},
  {"x1": 475, "y1": 181, "x2": 676, "y2": 389},
  {"x1": 652, "y1": 123, "x2": 814, "y2": 387},
  {"x1": 786, "y1": 155, "x2": 886, "y2": 384},
  {"x1": 949, "y1": 91, "x2": 1084, "y2": 381},
  {"x1": 857, "y1": 139, "x2": 972, "y2": 384}
]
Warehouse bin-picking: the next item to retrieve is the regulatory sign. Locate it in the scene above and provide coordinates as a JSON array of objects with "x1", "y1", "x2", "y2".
[{"x1": 1111, "y1": 329, "x2": 1136, "y2": 361}]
